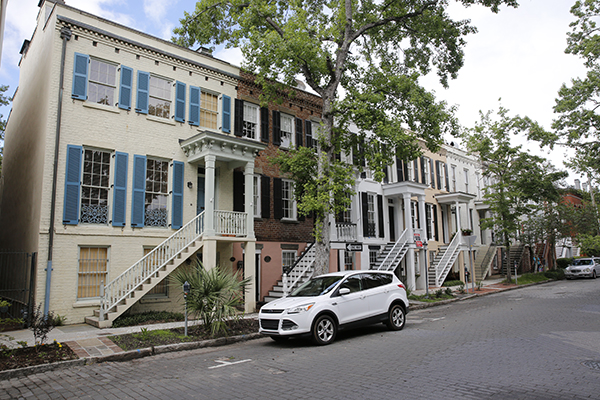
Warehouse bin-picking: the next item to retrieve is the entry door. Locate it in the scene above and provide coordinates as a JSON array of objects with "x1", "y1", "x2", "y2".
[
  {"x1": 388, "y1": 206, "x2": 396, "y2": 242},
  {"x1": 255, "y1": 252, "x2": 261, "y2": 302},
  {"x1": 197, "y1": 175, "x2": 205, "y2": 215}
]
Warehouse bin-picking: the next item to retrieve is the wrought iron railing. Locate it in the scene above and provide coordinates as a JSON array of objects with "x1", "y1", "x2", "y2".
[{"x1": 100, "y1": 211, "x2": 205, "y2": 320}]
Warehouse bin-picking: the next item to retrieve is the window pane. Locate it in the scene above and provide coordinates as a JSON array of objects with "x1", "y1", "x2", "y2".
[{"x1": 78, "y1": 247, "x2": 108, "y2": 299}]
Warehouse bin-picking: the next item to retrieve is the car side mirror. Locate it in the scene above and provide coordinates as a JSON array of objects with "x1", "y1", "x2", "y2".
[{"x1": 339, "y1": 288, "x2": 350, "y2": 295}]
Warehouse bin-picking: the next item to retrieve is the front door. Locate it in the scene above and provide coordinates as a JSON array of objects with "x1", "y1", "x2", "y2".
[
  {"x1": 388, "y1": 205, "x2": 396, "y2": 242},
  {"x1": 197, "y1": 175, "x2": 205, "y2": 215}
]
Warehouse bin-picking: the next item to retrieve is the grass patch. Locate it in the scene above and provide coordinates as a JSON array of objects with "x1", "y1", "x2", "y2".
[
  {"x1": 112, "y1": 311, "x2": 185, "y2": 328},
  {"x1": 504, "y1": 272, "x2": 554, "y2": 285},
  {"x1": 442, "y1": 280, "x2": 464, "y2": 287}
]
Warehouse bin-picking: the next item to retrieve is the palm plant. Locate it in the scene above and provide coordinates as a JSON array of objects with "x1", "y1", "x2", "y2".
[{"x1": 172, "y1": 260, "x2": 250, "y2": 336}]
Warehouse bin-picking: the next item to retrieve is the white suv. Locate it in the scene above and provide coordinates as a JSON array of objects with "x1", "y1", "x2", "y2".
[{"x1": 259, "y1": 270, "x2": 409, "y2": 345}]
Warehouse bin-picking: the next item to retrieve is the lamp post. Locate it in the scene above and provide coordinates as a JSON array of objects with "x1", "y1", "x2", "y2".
[{"x1": 183, "y1": 281, "x2": 190, "y2": 336}]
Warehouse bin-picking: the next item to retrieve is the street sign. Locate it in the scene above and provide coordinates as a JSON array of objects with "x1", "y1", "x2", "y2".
[
  {"x1": 346, "y1": 243, "x2": 363, "y2": 252},
  {"x1": 416, "y1": 240, "x2": 423, "y2": 248}
]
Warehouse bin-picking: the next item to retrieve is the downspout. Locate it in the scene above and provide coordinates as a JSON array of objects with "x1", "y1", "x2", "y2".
[{"x1": 44, "y1": 26, "x2": 72, "y2": 316}]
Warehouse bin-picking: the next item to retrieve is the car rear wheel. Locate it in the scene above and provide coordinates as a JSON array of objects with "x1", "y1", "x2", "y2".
[
  {"x1": 386, "y1": 304, "x2": 406, "y2": 331},
  {"x1": 312, "y1": 315, "x2": 336, "y2": 345}
]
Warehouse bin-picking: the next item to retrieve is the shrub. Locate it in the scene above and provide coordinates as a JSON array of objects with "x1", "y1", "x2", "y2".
[
  {"x1": 442, "y1": 280, "x2": 464, "y2": 287},
  {"x1": 556, "y1": 258, "x2": 573, "y2": 269},
  {"x1": 544, "y1": 269, "x2": 565, "y2": 280},
  {"x1": 28, "y1": 304, "x2": 57, "y2": 346},
  {"x1": 172, "y1": 261, "x2": 250, "y2": 336}
]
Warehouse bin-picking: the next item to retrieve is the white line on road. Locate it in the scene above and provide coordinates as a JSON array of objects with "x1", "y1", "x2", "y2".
[{"x1": 208, "y1": 359, "x2": 252, "y2": 369}]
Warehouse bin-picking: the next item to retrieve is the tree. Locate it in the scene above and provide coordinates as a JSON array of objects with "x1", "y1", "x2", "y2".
[
  {"x1": 0, "y1": 85, "x2": 10, "y2": 175},
  {"x1": 463, "y1": 106, "x2": 567, "y2": 279},
  {"x1": 173, "y1": 0, "x2": 519, "y2": 274}
]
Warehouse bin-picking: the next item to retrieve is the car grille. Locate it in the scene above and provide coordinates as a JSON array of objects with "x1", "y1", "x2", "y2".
[
  {"x1": 571, "y1": 269, "x2": 580, "y2": 273},
  {"x1": 261, "y1": 309, "x2": 284, "y2": 314},
  {"x1": 260, "y1": 319, "x2": 280, "y2": 330}
]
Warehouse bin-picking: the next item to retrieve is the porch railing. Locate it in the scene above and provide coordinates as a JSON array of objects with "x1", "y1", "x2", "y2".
[
  {"x1": 100, "y1": 211, "x2": 205, "y2": 320},
  {"x1": 336, "y1": 223, "x2": 357, "y2": 242},
  {"x1": 214, "y1": 210, "x2": 247, "y2": 236}
]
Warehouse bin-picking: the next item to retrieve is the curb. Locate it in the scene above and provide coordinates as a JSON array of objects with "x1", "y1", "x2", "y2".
[
  {"x1": 410, "y1": 279, "x2": 555, "y2": 311},
  {"x1": 0, "y1": 332, "x2": 263, "y2": 380}
]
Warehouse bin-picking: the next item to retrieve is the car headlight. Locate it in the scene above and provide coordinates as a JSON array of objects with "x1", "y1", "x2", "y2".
[
  {"x1": 585, "y1": 268, "x2": 591, "y2": 273},
  {"x1": 287, "y1": 303, "x2": 314, "y2": 314}
]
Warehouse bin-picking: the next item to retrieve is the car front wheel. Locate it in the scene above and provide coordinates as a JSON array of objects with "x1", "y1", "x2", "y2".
[
  {"x1": 312, "y1": 315, "x2": 337, "y2": 345},
  {"x1": 386, "y1": 304, "x2": 406, "y2": 331},
  {"x1": 593, "y1": 271, "x2": 597, "y2": 279}
]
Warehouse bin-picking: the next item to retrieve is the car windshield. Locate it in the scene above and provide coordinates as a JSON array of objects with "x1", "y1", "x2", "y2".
[
  {"x1": 572, "y1": 259, "x2": 593, "y2": 266},
  {"x1": 290, "y1": 275, "x2": 344, "y2": 297}
]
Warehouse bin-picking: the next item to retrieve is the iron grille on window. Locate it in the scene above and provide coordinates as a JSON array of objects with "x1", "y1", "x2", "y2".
[
  {"x1": 78, "y1": 247, "x2": 108, "y2": 299},
  {"x1": 80, "y1": 149, "x2": 110, "y2": 224}
]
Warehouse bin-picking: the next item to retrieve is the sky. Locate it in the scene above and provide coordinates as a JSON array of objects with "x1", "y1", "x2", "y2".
[{"x1": 0, "y1": 0, "x2": 590, "y2": 184}]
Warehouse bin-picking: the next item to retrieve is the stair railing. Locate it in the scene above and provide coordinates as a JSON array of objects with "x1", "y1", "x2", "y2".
[
  {"x1": 431, "y1": 232, "x2": 462, "y2": 287},
  {"x1": 283, "y1": 243, "x2": 316, "y2": 297},
  {"x1": 479, "y1": 245, "x2": 497, "y2": 279},
  {"x1": 100, "y1": 211, "x2": 205, "y2": 321},
  {"x1": 376, "y1": 229, "x2": 408, "y2": 271}
]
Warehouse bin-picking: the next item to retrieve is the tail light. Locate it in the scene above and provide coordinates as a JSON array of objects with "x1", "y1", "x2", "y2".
[{"x1": 397, "y1": 283, "x2": 406, "y2": 290}]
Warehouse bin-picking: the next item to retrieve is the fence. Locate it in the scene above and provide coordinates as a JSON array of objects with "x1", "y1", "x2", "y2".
[{"x1": 0, "y1": 251, "x2": 36, "y2": 326}]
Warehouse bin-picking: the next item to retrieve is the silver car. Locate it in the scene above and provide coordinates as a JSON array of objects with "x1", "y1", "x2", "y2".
[{"x1": 565, "y1": 258, "x2": 600, "y2": 279}]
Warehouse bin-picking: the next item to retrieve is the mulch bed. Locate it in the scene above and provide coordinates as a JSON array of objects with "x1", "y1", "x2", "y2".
[
  {"x1": 110, "y1": 318, "x2": 259, "y2": 351},
  {"x1": 0, "y1": 343, "x2": 78, "y2": 372}
]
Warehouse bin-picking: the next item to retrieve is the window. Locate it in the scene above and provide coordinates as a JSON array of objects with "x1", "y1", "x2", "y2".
[
  {"x1": 344, "y1": 251, "x2": 355, "y2": 270},
  {"x1": 253, "y1": 175, "x2": 261, "y2": 218},
  {"x1": 464, "y1": 169, "x2": 470, "y2": 193},
  {"x1": 145, "y1": 159, "x2": 169, "y2": 227},
  {"x1": 439, "y1": 162, "x2": 447, "y2": 190},
  {"x1": 201, "y1": 91, "x2": 218, "y2": 129},
  {"x1": 369, "y1": 250, "x2": 378, "y2": 268},
  {"x1": 144, "y1": 247, "x2": 168, "y2": 297},
  {"x1": 411, "y1": 201, "x2": 419, "y2": 229},
  {"x1": 78, "y1": 247, "x2": 108, "y2": 299},
  {"x1": 280, "y1": 113, "x2": 295, "y2": 148},
  {"x1": 451, "y1": 165, "x2": 457, "y2": 192},
  {"x1": 243, "y1": 102, "x2": 259, "y2": 139},
  {"x1": 88, "y1": 59, "x2": 117, "y2": 105},
  {"x1": 342, "y1": 193, "x2": 352, "y2": 223},
  {"x1": 366, "y1": 194, "x2": 376, "y2": 237},
  {"x1": 282, "y1": 250, "x2": 297, "y2": 272},
  {"x1": 148, "y1": 75, "x2": 172, "y2": 118},
  {"x1": 423, "y1": 157, "x2": 430, "y2": 186},
  {"x1": 476, "y1": 172, "x2": 481, "y2": 198},
  {"x1": 407, "y1": 160, "x2": 413, "y2": 182},
  {"x1": 426, "y1": 204, "x2": 436, "y2": 241},
  {"x1": 80, "y1": 149, "x2": 111, "y2": 224},
  {"x1": 281, "y1": 179, "x2": 296, "y2": 219}
]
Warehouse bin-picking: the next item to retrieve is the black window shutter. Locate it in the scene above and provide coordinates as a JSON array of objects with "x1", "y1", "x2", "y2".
[
  {"x1": 273, "y1": 178, "x2": 283, "y2": 219},
  {"x1": 361, "y1": 192, "x2": 369, "y2": 237},
  {"x1": 404, "y1": 160, "x2": 409, "y2": 183},
  {"x1": 396, "y1": 157, "x2": 404, "y2": 182},
  {"x1": 413, "y1": 159, "x2": 419, "y2": 182},
  {"x1": 377, "y1": 194, "x2": 384, "y2": 238},
  {"x1": 444, "y1": 163, "x2": 450, "y2": 191},
  {"x1": 234, "y1": 99, "x2": 243, "y2": 137},
  {"x1": 296, "y1": 117, "x2": 303, "y2": 147},
  {"x1": 272, "y1": 110, "x2": 281, "y2": 146},
  {"x1": 261, "y1": 107, "x2": 269, "y2": 143},
  {"x1": 433, "y1": 204, "x2": 438, "y2": 241},
  {"x1": 420, "y1": 157, "x2": 426, "y2": 184},
  {"x1": 436, "y1": 161, "x2": 441, "y2": 190},
  {"x1": 430, "y1": 159, "x2": 435, "y2": 187},
  {"x1": 416, "y1": 202, "x2": 420, "y2": 229},
  {"x1": 426, "y1": 204, "x2": 432, "y2": 239},
  {"x1": 305, "y1": 120, "x2": 312, "y2": 148},
  {"x1": 261, "y1": 175, "x2": 270, "y2": 219},
  {"x1": 233, "y1": 170, "x2": 244, "y2": 212}
]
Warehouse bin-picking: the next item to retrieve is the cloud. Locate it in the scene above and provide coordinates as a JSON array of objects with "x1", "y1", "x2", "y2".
[{"x1": 67, "y1": 0, "x2": 138, "y2": 29}]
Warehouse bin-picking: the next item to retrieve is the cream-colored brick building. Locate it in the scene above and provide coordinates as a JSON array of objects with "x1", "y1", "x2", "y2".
[{"x1": 0, "y1": 1, "x2": 264, "y2": 326}]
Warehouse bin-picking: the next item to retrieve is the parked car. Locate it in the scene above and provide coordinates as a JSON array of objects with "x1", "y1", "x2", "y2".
[
  {"x1": 564, "y1": 258, "x2": 600, "y2": 279},
  {"x1": 258, "y1": 270, "x2": 409, "y2": 345}
]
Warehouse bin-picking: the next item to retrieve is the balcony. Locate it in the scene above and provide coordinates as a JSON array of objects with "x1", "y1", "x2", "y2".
[
  {"x1": 214, "y1": 210, "x2": 247, "y2": 237},
  {"x1": 336, "y1": 222, "x2": 358, "y2": 242}
]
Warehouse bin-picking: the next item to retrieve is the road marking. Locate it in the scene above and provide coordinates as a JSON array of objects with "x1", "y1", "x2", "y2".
[{"x1": 209, "y1": 359, "x2": 252, "y2": 369}]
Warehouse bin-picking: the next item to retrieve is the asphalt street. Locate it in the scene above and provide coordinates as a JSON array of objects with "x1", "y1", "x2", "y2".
[{"x1": 2, "y1": 279, "x2": 600, "y2": 399}]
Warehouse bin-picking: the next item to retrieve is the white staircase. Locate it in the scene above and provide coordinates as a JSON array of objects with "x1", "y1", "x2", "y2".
[
  {"x1": 428, "y1": 232, "x2": 462, "y2": 287},
  {"x1": 86, "y1": 212, "x2": 206, "y2": 328},
  {"x1": 264, "y1": 243, "x2": 316, "y2": 302},
  {"x1": 373, "y1": 229, "x2": 409, "y2": 272},
  {"x1": 474, "y1": 245, "x2": 497, "y2": 282}
]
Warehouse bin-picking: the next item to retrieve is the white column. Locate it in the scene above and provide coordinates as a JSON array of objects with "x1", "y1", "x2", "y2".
[
  {"x1": 403, "y1": 193, "x2": 415, "y2": 291},
  {"x1": 244, "y1": 241, "x2": 256, "y2": 312},
  {"x1": 204, "y1": 155, "x2": 216, "y2": 236},
  {"x1": 417, "y1": 194, "x2": 427, "y2": 290},
  {"x1": 455, "y1": 200, "x2": 461, "y2": 233},
  {"x1": 244, "y1": 161, "x2": 255, "y2": 239}
]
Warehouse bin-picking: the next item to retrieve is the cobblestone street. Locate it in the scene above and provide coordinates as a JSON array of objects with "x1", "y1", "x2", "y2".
[{"x1": 3, "y1": 279, "x2": 600, "y2": 399}]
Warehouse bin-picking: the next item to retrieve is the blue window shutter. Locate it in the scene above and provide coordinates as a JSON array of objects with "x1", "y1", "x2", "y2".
[
  {"x1": 71, "y1": 53, "x2": 89, "y2": 100},
  {"x1": 175, "y1": 81, "x2": 186, "y2": 122},
  {"x1": 118, "y1": 66, "x2": 133, "y2": 110},
  {"x1": 189, "y1": 86, "x2": 200, "y2": 126},
  {"x1": 136, "y1": 71, "x2": 149, "y2": 114},
  {"x1": 63, "y1": 145, "x2": 82, "y2": 224},
  {"x1": 112, "y1": 152, "x2": 128, "y2": 226},
  {"x1": 131, "y1": 155, "x2": 146, "y2": 227},
  {"x1": 222, "y1": 95, "x2": 231, "y2": 133},
  {"x1": 172, "y1": 161, "x2": 185, "y2": 229}
]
